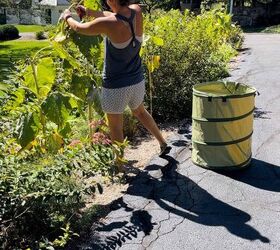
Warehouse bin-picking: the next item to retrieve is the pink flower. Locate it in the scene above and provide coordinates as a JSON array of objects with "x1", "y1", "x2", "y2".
[
  {"x1": 89, "y1": 119, "x2": 106, "y2": 130},
  {"x1": 91, "y1": 132, "x2": 111, "y2": 145},
  {"x1": 69, "y1": 139, "x2": 82, "y2": 147}
]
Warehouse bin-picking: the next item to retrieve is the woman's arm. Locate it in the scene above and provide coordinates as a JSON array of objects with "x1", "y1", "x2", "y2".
[{"x1": 65, "y1": 13, "x2": 112, "y2": 36}]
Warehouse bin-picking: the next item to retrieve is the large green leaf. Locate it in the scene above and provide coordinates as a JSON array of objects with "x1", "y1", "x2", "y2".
[
  {"x1": 41, "y1": 92, "x2": 80, "y2": 128},
  {"x1": 70, "y1": 75, "x2": 91, "y2": 101},
  {"x1": 51, "y1": 41, "x2": 81, "y2": 69},
  {"x1": 24, "y1": 57, "x2": 56, "y2": 99},
  {"x1": 46, "y1": 132, "x2": 64, "y2": 153},
  {"x1": 84, "y1": 0, "x2": 101, "y2": 11},
  {"x1": 0, "y1": 83, "x2": 9, "y2": 98},
  {"x1": 5, "y1": 88, "x2": 25, "y2": 111},
  {"x1": 70, "y1": 32, "x2": 103, "y2": 61},
  {"x1": 16, "y1": 111, "x2": 41, "y2": 148}
]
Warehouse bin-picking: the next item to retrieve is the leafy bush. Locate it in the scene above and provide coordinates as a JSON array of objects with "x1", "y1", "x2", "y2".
[
  {"x1": 0, "y1": 129, "x2": 120, "y2": 249},
  {"x1": 142, "y1": 8, "x2": 243, "y2": 120},
  {"x1": 43, "y1": 24, "x2": 56, "y2": 38},
  {"x1": 35, "y1": 30, "x2": 46, "y2": 40},
  {"x1": 0, "y1": 1, "x2": 126, "y2": 248},
  {"x1": 0, "y1": 24, "x2": 19, "y2": 41}
]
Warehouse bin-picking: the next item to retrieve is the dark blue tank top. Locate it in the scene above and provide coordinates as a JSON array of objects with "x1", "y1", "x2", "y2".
[{"x1": 102, "y1": 9, "x2": 144, "y2": 89}]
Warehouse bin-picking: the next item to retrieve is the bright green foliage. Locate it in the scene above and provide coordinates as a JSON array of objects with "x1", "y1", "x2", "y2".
[
  {"x1": 84, "y1": 0, "x2": 102, "y2": 10},
  {"x1": 141, "y1": 34, "x2": 164, "y2": 114},
  {"x1": 24, "y1": 57, "x2": 56, "y2": 98},
  {"x1": 0, "y1": 83, "x2": 9, "y2": 98},
  {"x1": 143, "y1": 8, "x2": 243, "y2": 120},
  {"x1": 0, "y1": 40, "x2": 50, "y2": 81},
  {"x1": 15, "y1": 24, "x2": 45, "y2": 33},
  {"x1": 41, "y1": 92, "x2": 79, "y2": 129}
]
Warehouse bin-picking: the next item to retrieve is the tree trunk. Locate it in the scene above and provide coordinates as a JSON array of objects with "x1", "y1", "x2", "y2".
[{"x1": 174, "y1": 0, "x2": 181, "y2": 9}]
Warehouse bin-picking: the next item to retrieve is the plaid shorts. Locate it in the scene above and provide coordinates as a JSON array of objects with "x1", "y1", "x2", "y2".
[{"x1": 101, "y1": 80, "x2": 145, "y2": 114}]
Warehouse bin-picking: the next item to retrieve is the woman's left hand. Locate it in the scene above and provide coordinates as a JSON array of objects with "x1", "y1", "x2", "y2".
[{"x1": 60, "y1": 9, "x2": 72, "y2": 21}]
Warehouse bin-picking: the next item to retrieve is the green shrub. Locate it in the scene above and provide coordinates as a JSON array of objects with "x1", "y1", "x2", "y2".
[
  {"x1": 35, "y1": 30, "x2": 46, "y2": 40},
  {"x1": 0, "y1": 140, "x2": 117, "y2": 249},
  {"x1": 0, "y1": 24, "x2": 19, "y2": 41},
  {"x1": 123, "y1": 108, "x2": 139, "y2": 140},
  {"x1": 43, "y1": 24, "x2": 56, "y2": 38},
  {"x1": 143, "y1": 8, "x2": 243, "y2": 121}
]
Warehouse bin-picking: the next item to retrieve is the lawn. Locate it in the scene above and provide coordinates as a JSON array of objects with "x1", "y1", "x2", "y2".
[
  {"x1": 0, "y1": 40, "x2": 50, "y2": 81},
  {"x1": 243, "y1": 24, "x2": 280, "y2": 33},
  {"x1": 15, "y1": 24, "x2": 45, "y2": 33}
]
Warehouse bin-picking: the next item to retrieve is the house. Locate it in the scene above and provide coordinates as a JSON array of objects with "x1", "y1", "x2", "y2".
[
  {"x1": 0, "y1": 0, "x2": 71, "y2": 25},
  {"x1": 39, "y1": 0, "x2": 70, "y2": 25},
  {"x1": 0, "y1": 0, "x2": 45, "y2": 24}
]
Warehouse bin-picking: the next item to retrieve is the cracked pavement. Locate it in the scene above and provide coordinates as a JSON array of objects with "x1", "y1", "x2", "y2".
[{"x1": 77, "y1": 34, "x2": 280, "y2": 249}]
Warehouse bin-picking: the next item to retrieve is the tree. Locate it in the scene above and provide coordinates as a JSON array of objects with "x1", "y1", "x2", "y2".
[{"x1": 0, "y1": 0, "x2": 32, "y2": 9}]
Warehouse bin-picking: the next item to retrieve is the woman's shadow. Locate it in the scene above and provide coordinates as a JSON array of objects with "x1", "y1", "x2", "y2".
[
  {"x1": 141, "y1": 155, "x2": 270, "y2": 243},
  {"x1": 80, "y1": 154, "x2": 271, "y2": 249}
]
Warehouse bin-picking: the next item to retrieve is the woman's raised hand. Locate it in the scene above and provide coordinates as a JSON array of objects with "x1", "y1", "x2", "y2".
[
  {"x1": 60, "y1": 9, "x2": 72, "y2": 21},
  {"x1": 76, "y1": 5, "x2": 87, "y2": 20}
]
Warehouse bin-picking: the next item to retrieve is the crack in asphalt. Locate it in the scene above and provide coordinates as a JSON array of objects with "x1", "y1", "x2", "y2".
[
  {"x1": 141, "y1": 164, "x2": 188, "y2": 249},
  {"x1": 255, "y1": 129, "x2": 280, "y2": 157}
]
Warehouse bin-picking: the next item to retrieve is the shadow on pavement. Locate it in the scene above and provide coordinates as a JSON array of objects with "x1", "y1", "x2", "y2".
[
  {"x1": 254, "y1": 107, "x2": 272, "y2": 119},
  {"x1": 78, "y1": 154, "x2": 270, "y2": 249},
  {"x1": 216, "y1": 158, "x2": 280, "y2": 192}
]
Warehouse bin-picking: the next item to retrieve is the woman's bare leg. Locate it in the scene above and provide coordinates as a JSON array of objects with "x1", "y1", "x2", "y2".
[
  {"x1": 106, "y1": 113, "x2": 124, "y2": 143},
  {"x1": 132, "y1": 103, "x2": 166, "y2": 146}
]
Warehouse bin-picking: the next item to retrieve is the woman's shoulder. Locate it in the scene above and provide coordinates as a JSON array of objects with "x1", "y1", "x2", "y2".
[{"x1": 129, "y1": 4, "x2": 142, "y2": 13}]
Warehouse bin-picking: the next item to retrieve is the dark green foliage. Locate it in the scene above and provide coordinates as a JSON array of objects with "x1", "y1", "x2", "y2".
[
  {"x1": 69, "y1": 32, "x2": 100, "y2": 60},
  {"x1": 15, "y1": 111, "x2": 41, "y2": 148},
  {"x1": 141, "y1": 0, "x2": 181, "y2": 12},
  {"x1": 0, "y1": 24, "x2": 19, "y2": 41}
]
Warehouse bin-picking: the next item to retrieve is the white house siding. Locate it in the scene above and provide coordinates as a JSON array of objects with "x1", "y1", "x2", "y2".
[
  {"x1": 50, "y1": 6, "x2": 65, "y2": 25},
  {"x1": 39, "y1": 0, "x2": 69, "y2": 24}
]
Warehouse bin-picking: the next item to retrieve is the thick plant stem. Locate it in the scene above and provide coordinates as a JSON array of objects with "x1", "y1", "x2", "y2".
[
  {"x1": 88, "y1": 104, "x2": 94, "y2": 142},
  {"x1": 148, "y1": 70, "x2": 153, "y2": 115},
  {"x1": 86, "y1": 64, "x2": 94, "y2": 143},
  {"x1": 31, "y1": 61, "x2": 39, "y2": 97},
  {"x1": 31, "y1": 60, "x2": 46, "y2": 138}
]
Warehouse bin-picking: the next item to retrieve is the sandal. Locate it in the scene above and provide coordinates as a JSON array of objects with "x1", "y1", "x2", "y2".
[{"x1": 159, "y1": 142, "x2": 170, "y2": 156}]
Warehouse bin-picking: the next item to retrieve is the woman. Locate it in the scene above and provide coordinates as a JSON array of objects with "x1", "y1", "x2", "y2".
[{"x1": 61, "y1": 0, "x2": 168, "y2": 155}]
